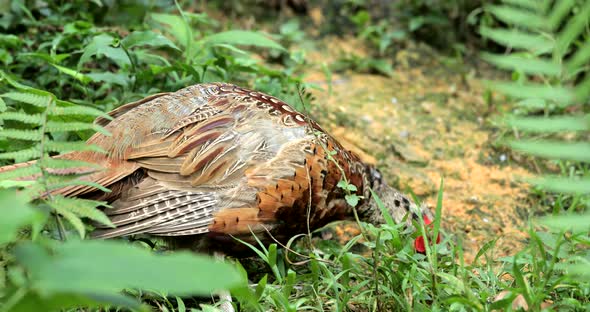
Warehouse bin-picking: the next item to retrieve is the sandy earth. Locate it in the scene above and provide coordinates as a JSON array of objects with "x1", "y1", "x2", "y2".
[{"x1": 303, "y1": 37, "x2": 532, "y2": 262}]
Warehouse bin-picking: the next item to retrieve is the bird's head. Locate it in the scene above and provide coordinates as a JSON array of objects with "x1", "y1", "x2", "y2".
[{"x1": 367, "y1": 182, "x2": 442, "y2": 253}]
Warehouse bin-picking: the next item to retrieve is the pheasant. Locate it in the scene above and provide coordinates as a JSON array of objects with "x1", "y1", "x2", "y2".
[{"x1": 1, "y1": 83, "x2": 440, "y2": 253}]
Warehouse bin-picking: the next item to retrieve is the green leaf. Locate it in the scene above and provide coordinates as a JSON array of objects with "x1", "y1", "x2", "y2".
[
  {"x1": 539, "y1": 211, "x2": 590, "y2": 232},
  {"x1": 473, "y1": 238, "x2": 498, "y2": 264},
  {"x1": 481, "y1": 53, "x2": 561, "y2": 76},
  {"x1": 19, "y1": 52, "x2": 71, "y2": 64},
  {"x1": 530, "y1": 176, "x2": 590, "y2": 194},
  {"x1": 49, "y1": 104, "x2": 111, "y2": 118},
  {"x1": 567, "y1": 260, "x2": 590, "y2": 280},
  {"x1": 548, "y1": 0, "x2": 576, "y2": 31},
  {"x1": 48, "y1": 196, "x2": 113, "y2": 228},
  {"x1": 337, "y1": 180, "x2": 357, "y2": 192},
  {"x1": 150, "y1": 13, "x2": 190, "y2": 49},
  {"x1": 367, "y1": 58, "x2": 394, "y2": 77},
  {"x1": 14, "y1": 240, "x2": 244, "y2": 296},
  {"x1": 51, "y1": 64, "x2": 91, "y2": 84},
  {"x1": 203, "y1": 30, "x2": 285, "y2": 51},
  {"x1": 0, "y1": 165, "x2": 41, "y2": 181},
  {"x1": 45, "y1": 121, "x2": 108, "y2": 135},
  {"x1": 486, "y1": 5, "x2": 546, "y2": 30},
  {"x1": 254, "y1": 275, "x2": 268, "y2": 300},
  {"x1": 566, "y1": 40, "x2": 590, "y2": 75},
  {"x1": 509, "y1": 140, "x2": 590, "y2": 162},
  {"x1": 345, "y1": 194, "x2": 360, "y2": 207},
  {"x1": 44, "y1": 141, "x2": 105, "y2": 153},
  {"x1": 1, "y1": 92, "x2": 51, "y2": 107},
  {"x1": 53, "y1": 206, "x2": 87, "y2": 238},
  {"x1": 501, "y1": 0, "x2": 544, "y2": 12},
  {"x1": 480, "y1": 27, "x2": 553, "y2": 53},
  {"x1": 0, "y1": 34, "x2": 21, "y2": 47},
  {"x1": 0, "y1": 147, "x2": 39, "y2": 160},
  {"x1": 0, "y1": 189, "x2": 37, "y2": 245},
  {"x1": 8, "y1": 291, "x2": 146, "y2": 312},
  {"x1": 0, "y1": 71, "x2": 36, "y2": 91},
  {"x1": 574, "y1": 75, "x2": 590, "y2": 102},
  {"x1": 78, "y1": 34, "x2": 131, "y2": 69},
  {"x1": 0, "y1": 129, "x2": 43, "y2": 141},
  {"x1": 485, "y1": 80, "x2": 574, "y2": 104},
  {"x1": 0, "y1": 112, "x2": 43, "y2": 124},
  {"x1": 409, "y1": 16, "x2": 425, "y2": 31},
  {"x1": 0, "y1": 180, "x2": 36, "y2": 188},
  {"x1": 555, "y1": 0, "x2": 590, "y2": 58},
  {"x1": 86, "y1": 72, "x2": 130, "y2": 87},
  {"x1": 121, "y1": 30, "x2": 181, "y2": 51},
  {"x1": 432, "y1": 177, "x2": 443, "y2": 248},
  {"x1": 515, "y1": 98, "x2": 547, "y2": 109},
  {"x1": 506, "y1": 115, "x2": 590, "y2": 132}
]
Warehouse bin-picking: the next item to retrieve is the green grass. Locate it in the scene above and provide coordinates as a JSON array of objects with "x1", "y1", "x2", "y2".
[{"x1": 0, "y1": 1, "x2": 589, "y2": 311}]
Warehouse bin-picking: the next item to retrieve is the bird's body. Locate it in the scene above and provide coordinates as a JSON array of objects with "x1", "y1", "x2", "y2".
[{"x1": 2, "y1": 83, "x2": 433, "y2": 252}]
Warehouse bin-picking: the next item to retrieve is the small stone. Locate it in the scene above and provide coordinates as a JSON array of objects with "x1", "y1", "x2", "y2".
[
  {"x1": 467, "y1": 196, "x2": 479, "y2": 204},
  {"x1": 448, "y1": 84, "x2": 457, "y2": 95},
  {"x1": 392, "y1": 142, "x2": 428, "y2": 165},
  {"x1": 420, "y1": 101, "x2": 435, "y2": 113},
  {"x1": 399, "y1": 130, "x2": 410, "y2": 139},
  {"x1": 361, "y1": 115, "x2": 373, "y2": 124}
]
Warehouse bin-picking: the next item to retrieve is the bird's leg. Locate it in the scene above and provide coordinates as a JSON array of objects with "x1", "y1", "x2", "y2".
[{"x1": 214, "y1": 251, "x2": 235, "y2": 312}]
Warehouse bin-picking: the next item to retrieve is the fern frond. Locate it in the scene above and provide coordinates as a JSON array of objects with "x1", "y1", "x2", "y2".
[
  {"x1": 485, "y1": 81, "x2": 574, "y2": 104},
  {"x1": 48, "y1": 202, "x2": 87, "y2": 238},
  {"x1": 0, "y1": 179, "x2": 36, "y2": 189},
  {"x1": 51, "y1": 196, "x2": 114, "y2": 228},
  {"x1": 0, "y1": 112, "x2": 44, "y2": 124},
  {"x1": 485, "y1": 5, "x2": 546, "y2": 30},
  {"x1": 531, "y1": 176, "x2": 590, "y2": 194},
  {"x1": 481, "y1": 53, "x2": 561, "y2": 76},
  {"x1": 1, "y1": 92, "x2": 51, "y2": 107},
  {"x1": 45, "y1": 121, "x2": 109, "y2": 135},
  {"x1": 574, "y1": 76, "x2": 590, "y2": 101},
  {"x1": 566, "y1": 40, "x2": 590, "y2": 74},
  {"x1": 502, "y1": 0, "x2": 546, "y2": 12},
  {"x1": 0, "y1": 165, "x2": 41, "y2": 180},
  {"x1": 509, "y1": 140, "x2": 590, "y2": 162},
  {"x1": 0, "y1": 147, "x2": 40, "y2": 160},
  {"x1": 0, "y1": 129, "x2": 43, "y2": 140},
  {"x1": 479, "y1": 27, "x2": 553, "y2": 53},
  {"x1": 44, "y1": 141, "x2": 106, "y2": 153},
  {"x1": 506, "y1": 115, "x2": 590, "y2": 132},
  {"x1": 49, "y1": 104, "x2": 112, "y2": 119},
  {"x1": 555, "y1": 0, "x2": 590, "y2": 58},
  {"x1": 548, "y1": 0, "x2": 576, "y2": 31}
]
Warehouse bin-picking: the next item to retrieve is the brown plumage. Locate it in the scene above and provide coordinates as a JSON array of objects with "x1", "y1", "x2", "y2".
[{"x1": 1, "y1": 83, "x2": 435, "y2": 253}]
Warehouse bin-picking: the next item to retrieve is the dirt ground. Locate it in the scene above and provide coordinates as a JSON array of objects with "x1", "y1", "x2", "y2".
[{"x1": 303, "y1": 37, "x2": 533, "y2": 262}]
